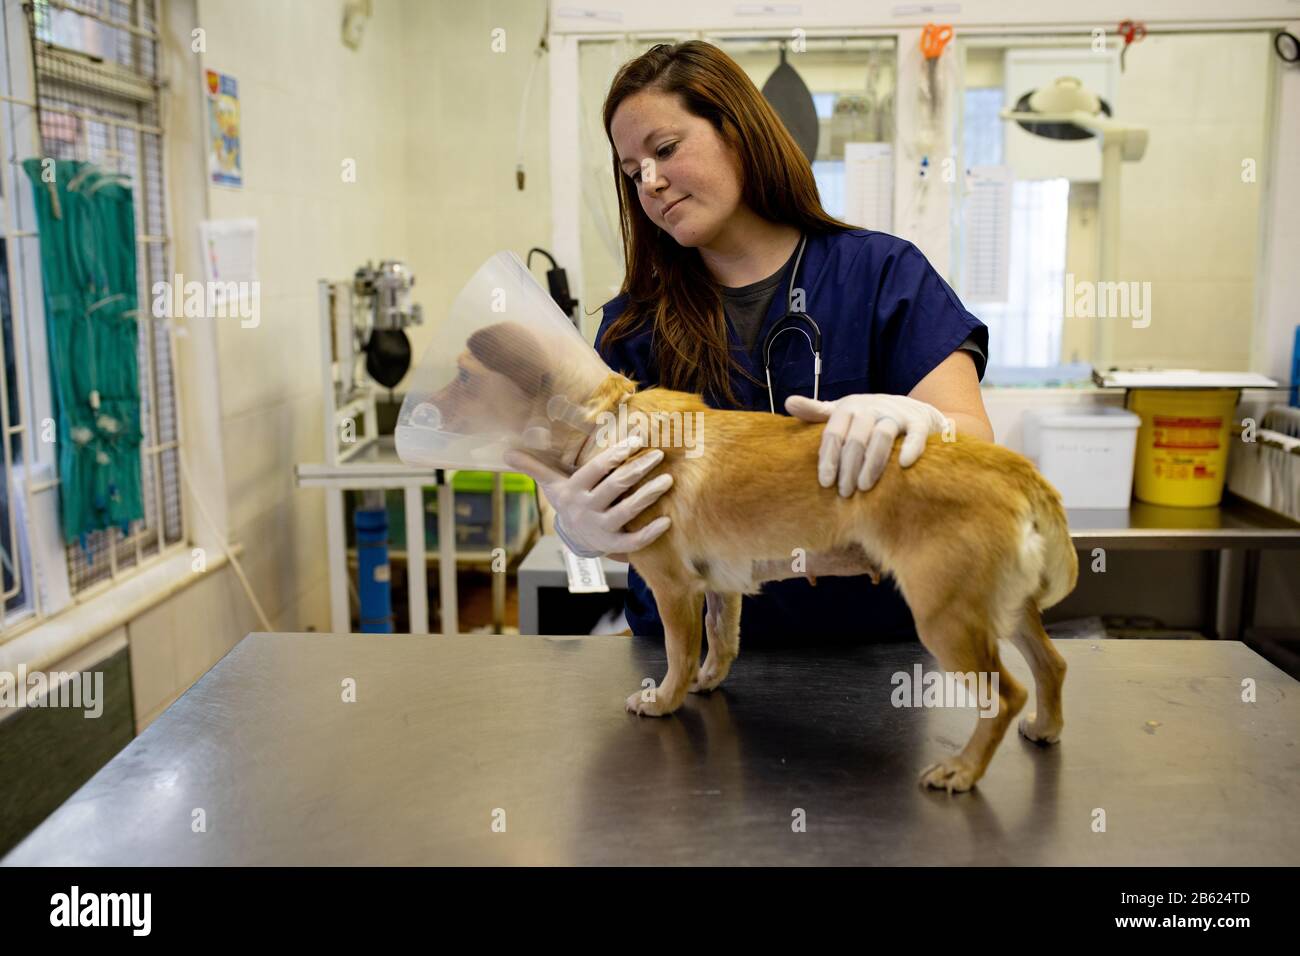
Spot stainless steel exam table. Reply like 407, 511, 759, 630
3, 633, 1297, 866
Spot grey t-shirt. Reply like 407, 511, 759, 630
720, 244, 986, 372
721, 242, 802, 355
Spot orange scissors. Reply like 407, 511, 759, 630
920, 23, 953, 59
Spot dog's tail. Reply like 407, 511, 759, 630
1025, 481, 1077, 611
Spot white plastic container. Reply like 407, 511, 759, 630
1022, 405, 1141, 509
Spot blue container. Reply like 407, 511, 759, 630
1291, 325, 1299, 408
355, 507, 393, 633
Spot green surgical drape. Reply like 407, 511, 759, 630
22, 158, 144, 545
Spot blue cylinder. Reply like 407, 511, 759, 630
355, 507, 393, 633
1290, 325, 1298, 407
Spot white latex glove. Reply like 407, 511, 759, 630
503, 434, 673, 558
785, 393, 948, 497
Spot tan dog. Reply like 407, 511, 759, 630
432, 322, 1077, 793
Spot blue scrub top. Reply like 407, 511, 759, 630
595, 228, 989, 646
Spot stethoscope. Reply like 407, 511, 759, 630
760, 233, 822, 413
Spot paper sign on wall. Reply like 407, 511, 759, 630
843, 142, 893, 233
199, 218, 258, 286
962, 165, 1013, 303
197, 219, 258, 323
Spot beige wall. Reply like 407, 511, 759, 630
399, 0, 553, 378
1107, 31, 1269, 370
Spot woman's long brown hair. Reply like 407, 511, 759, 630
600, 40, 855, 406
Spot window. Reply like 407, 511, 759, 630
954, 32, 1272, 373
0, 0, 184, 637
711, 36, 897, 223
960, 83, 1070, 368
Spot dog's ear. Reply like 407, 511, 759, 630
466, 321, 549, 397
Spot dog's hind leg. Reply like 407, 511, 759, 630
1009, 600, 1067, 744
691, 591, 741, 693
914, 610, 1028, 794
626, 581, 704, 717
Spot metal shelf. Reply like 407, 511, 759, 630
1067, 493, 1300, 551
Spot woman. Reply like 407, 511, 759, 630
517, 40, 992, 645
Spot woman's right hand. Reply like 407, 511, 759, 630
503, 434, 673, 559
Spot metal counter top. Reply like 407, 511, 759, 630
4, 634, 1297, 866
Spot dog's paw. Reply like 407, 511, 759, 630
625, 688, 669, 717
919, 757, 980, 794
688, 658, 730, 693
1018, 713, 1062, 745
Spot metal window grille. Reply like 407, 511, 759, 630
0, 0, 184, 638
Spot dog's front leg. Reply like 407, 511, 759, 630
691, 591, 741, 693
626, 587, 703, 717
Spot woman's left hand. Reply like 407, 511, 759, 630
785, 393, 948, 496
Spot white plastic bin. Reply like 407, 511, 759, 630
1022, 405, 1141, 509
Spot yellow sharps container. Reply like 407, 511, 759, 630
1126, 388, 1238, 507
